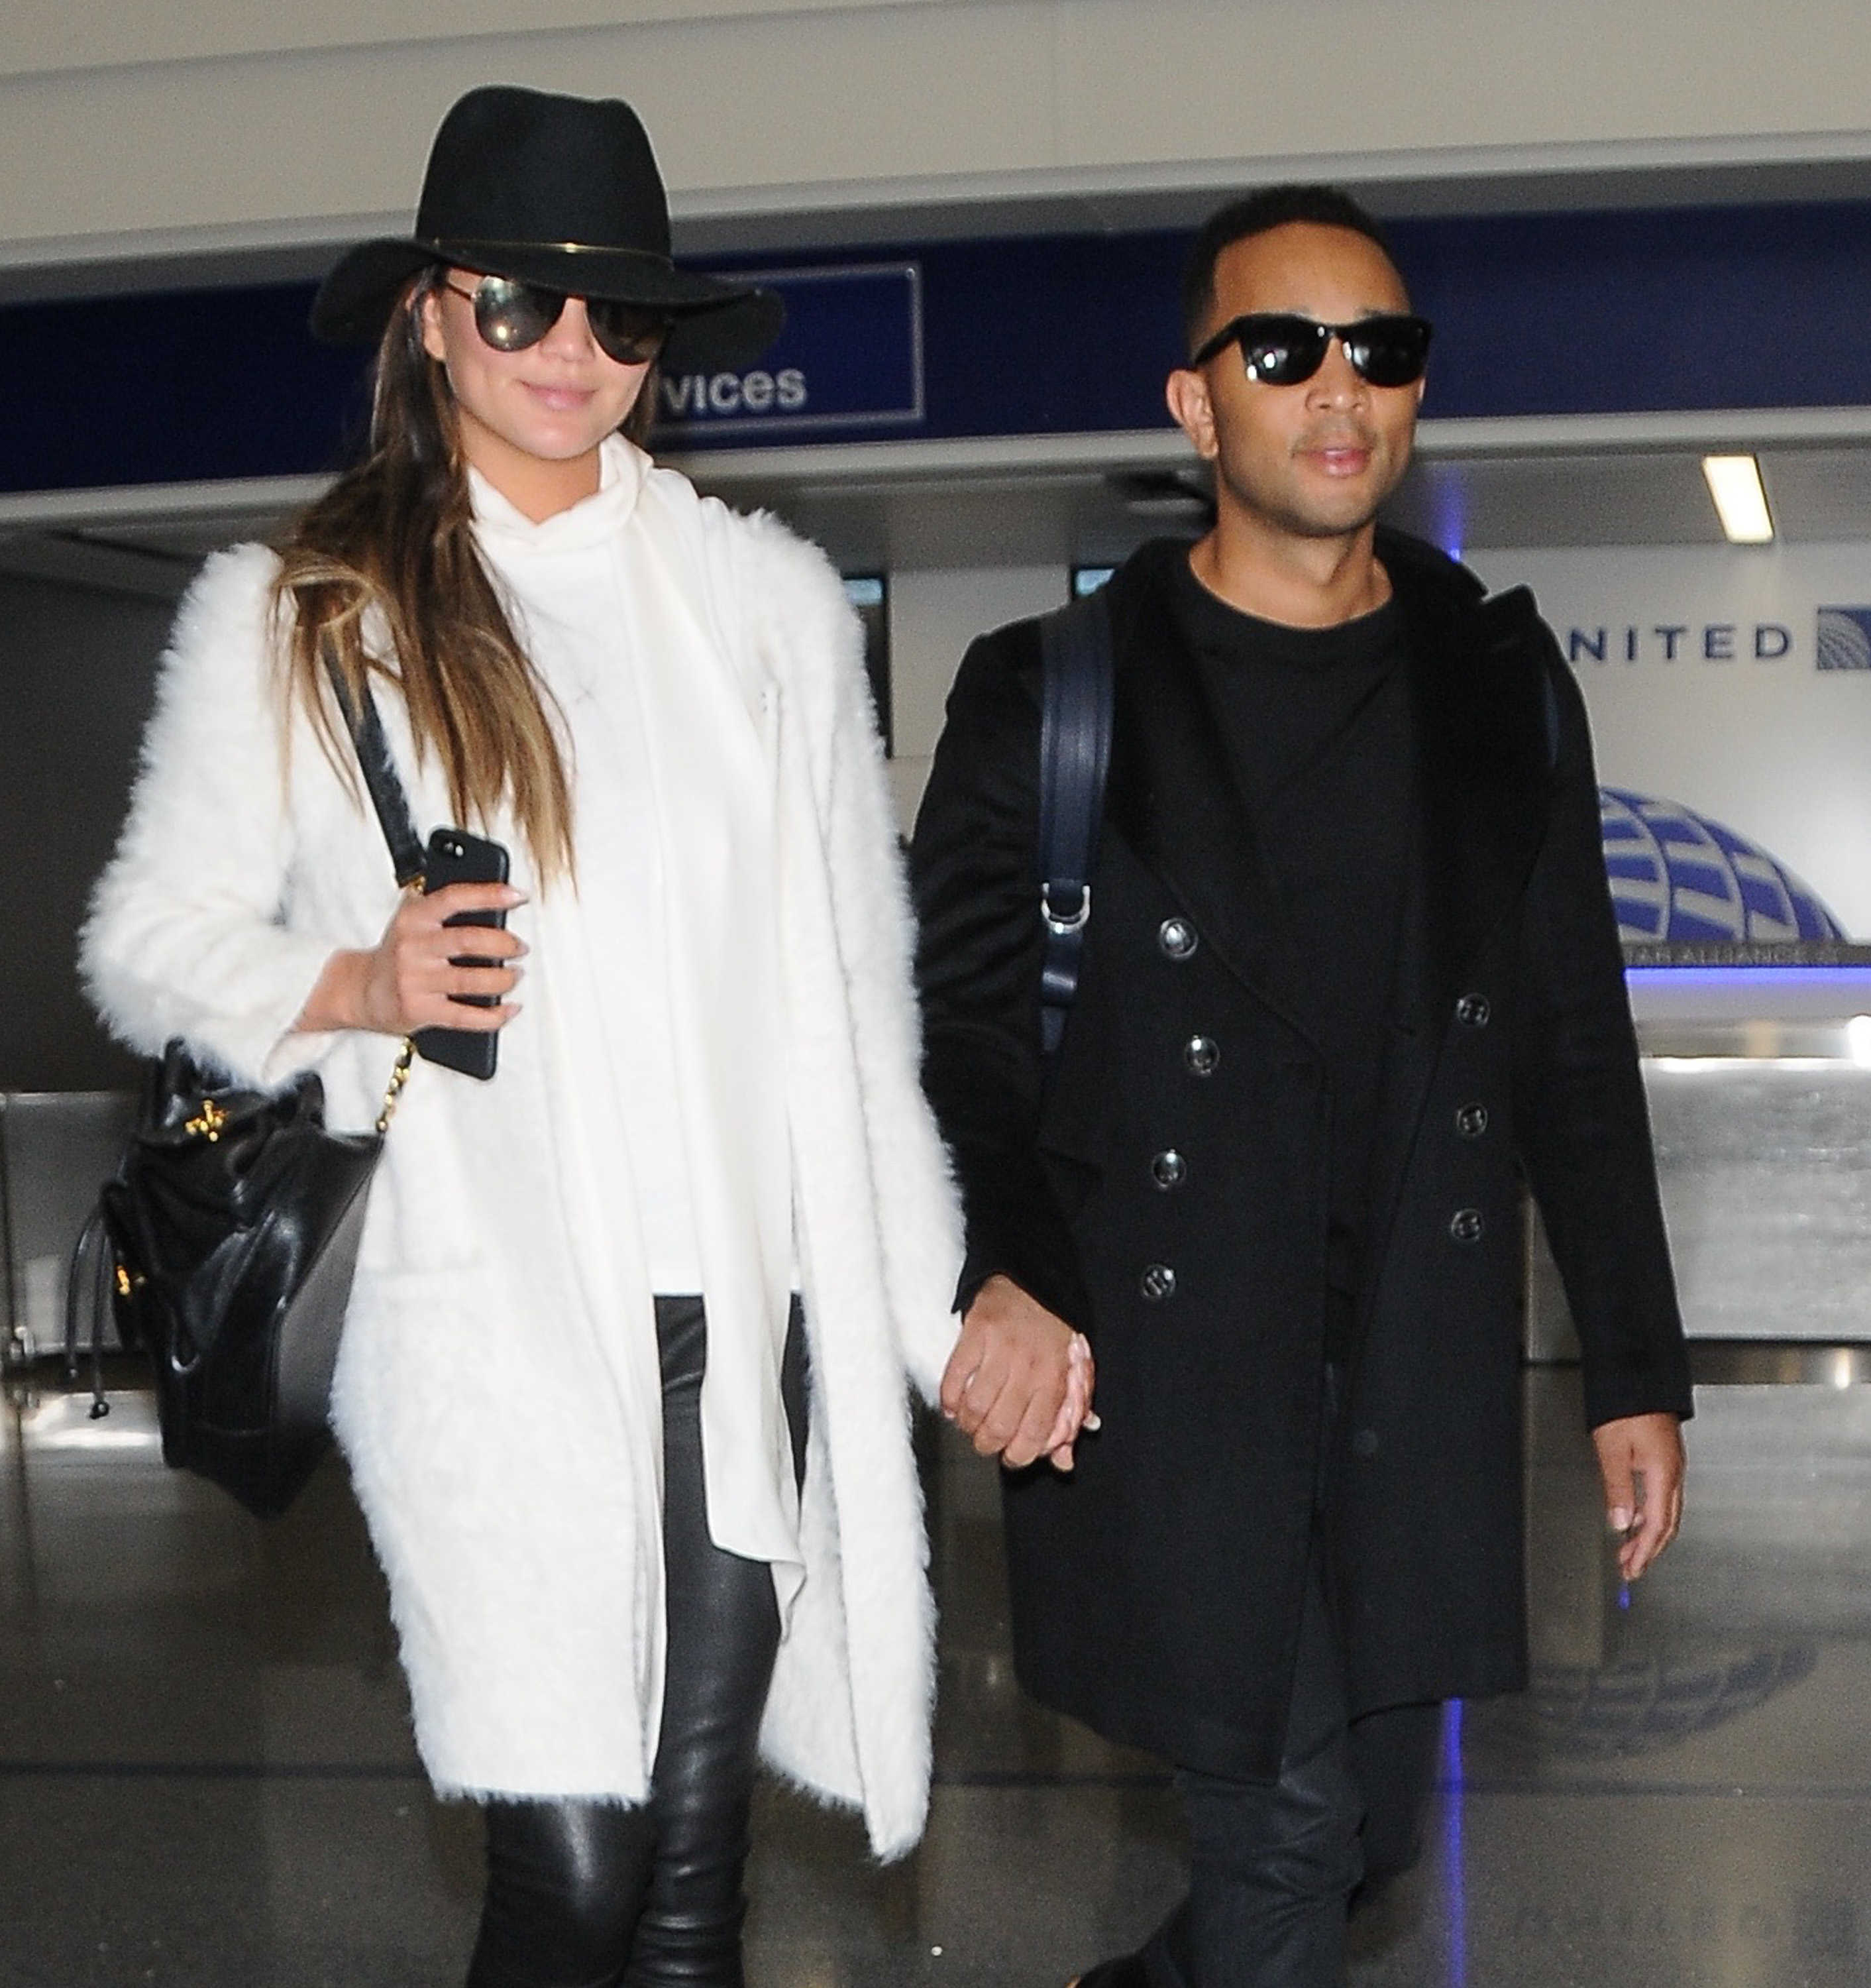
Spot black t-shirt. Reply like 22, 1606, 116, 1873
1165, 549, 1415, 1317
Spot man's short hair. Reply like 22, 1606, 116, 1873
1181, 186, 1398, 356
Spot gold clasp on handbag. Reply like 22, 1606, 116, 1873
184, 1098, 229, 1142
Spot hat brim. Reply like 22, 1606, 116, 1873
310, 235, 784, 372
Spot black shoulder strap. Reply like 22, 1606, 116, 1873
323, 655, 427, 889
1037, 586, 1116, 1056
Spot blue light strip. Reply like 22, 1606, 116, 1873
1625, 966, 1871, 988
1442, 1700, 1468, 1987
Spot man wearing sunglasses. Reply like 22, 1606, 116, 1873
910, 186, 1690, 1988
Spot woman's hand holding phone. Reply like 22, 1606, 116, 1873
297, 880, 528, 1039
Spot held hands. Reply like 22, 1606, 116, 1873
940, 1273, 1100, 1472
296, 883, 528, 1037
1591, 1410, 1685, 1580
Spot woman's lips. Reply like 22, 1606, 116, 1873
523, 382, 596, 413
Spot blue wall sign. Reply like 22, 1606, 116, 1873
5, 200, 1871, 492
653, 262, 922, 439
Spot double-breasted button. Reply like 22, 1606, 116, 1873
1449, 1207, 1485, 1245
1351, 1428, 1380, 1460
1140, 1263, 1178, 1302
1455, 1101, 1489, 1140
1151, 1150, 1188, 1190
1158, 917, 1199, 961
1184, 1035, 1221, 1077
1455, 992, 1492, 1029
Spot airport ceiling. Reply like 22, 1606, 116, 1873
9, 147, 1871, 304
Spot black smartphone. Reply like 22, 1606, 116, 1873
413, 827, 510, 1081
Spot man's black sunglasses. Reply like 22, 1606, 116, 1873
1190, 312, 1433, 388
443, 274, 672, 366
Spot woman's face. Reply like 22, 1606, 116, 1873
421, 271, 652, 516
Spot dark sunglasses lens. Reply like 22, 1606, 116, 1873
471, 278, 561, 352
586, 300, 672, 366
1345, 317, 1431, 387
1240, 317, 1330, 384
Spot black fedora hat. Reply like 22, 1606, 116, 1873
311, 85, 783, 372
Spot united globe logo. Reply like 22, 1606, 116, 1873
1600, 788, 1845, 944
1816, 607, 1871, 672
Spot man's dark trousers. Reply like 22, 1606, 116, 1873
1142, 1576, 1441, 1988
1132, 1353, 1444, 1987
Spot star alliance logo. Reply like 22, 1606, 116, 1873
1815, 607, 1871, 671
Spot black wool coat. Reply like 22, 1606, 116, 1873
908, 531, 1693, 1782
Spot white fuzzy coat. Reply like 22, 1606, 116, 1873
82, 476, 965, 1859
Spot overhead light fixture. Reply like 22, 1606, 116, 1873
1701, 455, 1774, 543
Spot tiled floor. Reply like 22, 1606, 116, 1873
3, 1364, 1868, 1987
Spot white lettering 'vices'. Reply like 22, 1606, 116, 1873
659, 368, 810, 423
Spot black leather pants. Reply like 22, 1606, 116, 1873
466, 1296, 806, 1988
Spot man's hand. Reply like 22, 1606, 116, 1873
940, 1274, 1098, 1471
1591, 1411, 1685, 1580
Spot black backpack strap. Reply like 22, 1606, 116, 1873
1037, 587, 1116, 1056
322, 653, 428, 889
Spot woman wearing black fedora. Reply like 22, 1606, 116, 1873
84, 83, 1091, 1988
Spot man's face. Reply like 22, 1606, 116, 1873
1173, 222, 1424, 545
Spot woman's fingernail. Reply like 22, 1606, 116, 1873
1609, 1507, 1632, 1533
1084, 1413, 1102, 1432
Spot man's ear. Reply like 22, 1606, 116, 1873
1166, 366, 1218, 461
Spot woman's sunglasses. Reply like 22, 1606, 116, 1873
1190, 312, 1433, 388
443, 274, 672, 366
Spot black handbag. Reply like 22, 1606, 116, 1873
88, 667, 428, 1519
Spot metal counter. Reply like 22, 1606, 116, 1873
1, 1091, 133, 1368
1529, 966, 1871, 1358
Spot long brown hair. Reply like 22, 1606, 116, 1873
272, 270, 658, 882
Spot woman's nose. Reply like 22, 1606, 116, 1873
539, 296, 600, 357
